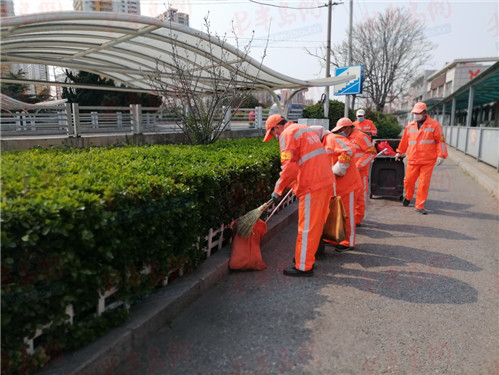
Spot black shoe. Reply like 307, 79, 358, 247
403, 198, 410, 207
283, 267, 314, 277
335, 245, 354, 252
416, 208, 428, 215
315, 241, 326, 258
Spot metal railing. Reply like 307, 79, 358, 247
443, 125, 499, 170
0, 104, 279, 138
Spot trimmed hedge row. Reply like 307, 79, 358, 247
1, 138, 281, 374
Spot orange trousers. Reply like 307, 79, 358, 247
295, 185, 333, 272
355, 168, 369, 225
340, 190, 356, 247
404, 163, 435, 209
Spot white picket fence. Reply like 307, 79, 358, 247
23, 191, 297, 355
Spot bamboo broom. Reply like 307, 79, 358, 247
236, 189, 293, 239
236, 199, 274, 239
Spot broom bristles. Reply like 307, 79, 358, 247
236, 200, 273, 238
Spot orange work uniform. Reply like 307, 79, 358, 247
396, 116, 448, 209
323, 133, 362, 247
348, 128, 377, 225
273, 122, 335, 272
354, 118, 377, 138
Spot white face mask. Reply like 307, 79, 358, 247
414, 114, 424, 121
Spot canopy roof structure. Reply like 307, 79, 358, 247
0, 12, 354, 97
436, 61, 499, 111
0, 93, 67, 111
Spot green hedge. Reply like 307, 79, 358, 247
1, 138, 281, 374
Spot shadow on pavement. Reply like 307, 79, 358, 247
317, 245, 479, 304
358, 220, 476, 240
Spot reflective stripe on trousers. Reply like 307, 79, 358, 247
295, 185, 332, 271
340, 190, 356, 247
355, 171, 368, 225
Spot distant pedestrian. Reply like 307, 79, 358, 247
263, 115, 335, 277
322, 118, 362, 251
395, 102, 448, 214
353, 109, 377, 140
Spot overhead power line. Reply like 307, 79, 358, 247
248, 0, 329, 10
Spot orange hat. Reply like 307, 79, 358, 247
331, 117, 354, 133
411, 102, 427, 113
263, 114, 286, 142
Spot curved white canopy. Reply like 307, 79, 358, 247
1, 12, 354, 95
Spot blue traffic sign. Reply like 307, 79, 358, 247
334, 65, 364, 95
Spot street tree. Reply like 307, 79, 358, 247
307, 7, 435, 112
144, 16, 268, 145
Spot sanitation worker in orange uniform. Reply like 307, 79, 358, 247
396, 102, 448, 214
263, 115, 335, 277
353, 109, 377, 140
322, 118, 363, 251
347, 126, 377, 225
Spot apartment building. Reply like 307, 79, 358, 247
157, 8, 190, 26
73, 0, 140, 14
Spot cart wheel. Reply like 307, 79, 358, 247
370, 193, 373, 199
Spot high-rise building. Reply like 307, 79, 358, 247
14, 63, 50, 96
73, 0, 140, 14
157, 8, 189, 26
0, 0, 15, 76
0, 0, 14, 16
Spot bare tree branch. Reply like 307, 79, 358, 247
143, 15, 269, 144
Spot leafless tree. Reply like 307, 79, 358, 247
306, 7, 435, 112
145, 15, 269, 144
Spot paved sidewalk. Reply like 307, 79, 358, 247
42, 147, 498, 375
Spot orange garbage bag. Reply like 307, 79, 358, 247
229, 219, 267, 271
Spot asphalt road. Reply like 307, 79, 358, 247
114, 158, 499, 375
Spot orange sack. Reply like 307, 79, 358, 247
229, 219, 267, 271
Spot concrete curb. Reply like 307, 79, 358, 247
42, 202, 298, 375
447, 148, 498, 200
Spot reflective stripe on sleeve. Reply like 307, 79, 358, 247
420, 140, 435, 144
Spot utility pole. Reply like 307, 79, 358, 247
344, 0, 353, 117
324, 0, 333, 119
324, 1, 343, 120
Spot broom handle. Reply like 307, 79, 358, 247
265, 189, 294, 223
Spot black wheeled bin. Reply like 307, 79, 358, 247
369, 139, 405, 200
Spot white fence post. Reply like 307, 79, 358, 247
71, 103, 80, 137
256, 106, 263, 129
131, 104, 142, 134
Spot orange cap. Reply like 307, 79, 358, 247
411, 102, 427, 113
263, 114, 286, 142
331, 117, 354, 133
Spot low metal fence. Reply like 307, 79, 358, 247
443, 125, 499, 170
0, 104, 271, 138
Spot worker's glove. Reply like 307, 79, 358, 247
271, 192, 282, 203
332, 162, 348, 177
436, 157, 445, 166
395, 153, 404, 161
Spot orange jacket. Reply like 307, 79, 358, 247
354, 119, 377, 136
348, 128, 377, 173
323, 133, 362, 196
274, 122, 335, 198
396, 116, 448, 165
